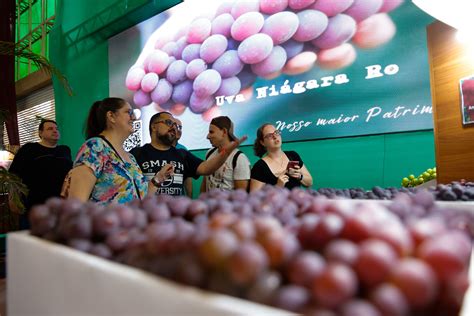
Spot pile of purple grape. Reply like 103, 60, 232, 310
30, 185, 472, 315
311, 181, 474, 202
126, 0, 404, 117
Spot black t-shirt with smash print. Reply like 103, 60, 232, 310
251, 151, 303, 190
130, 144, 202, 196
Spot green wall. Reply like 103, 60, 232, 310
189, 130, 435, 198
50, 0, 436, 198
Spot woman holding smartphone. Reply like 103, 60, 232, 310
249, 123, 313, 192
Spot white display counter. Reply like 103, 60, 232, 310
7, 232, 290, 316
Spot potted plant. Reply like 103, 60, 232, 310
0, 166, 28, 233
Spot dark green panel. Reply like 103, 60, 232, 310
51, 0, 182, 154
383, 130, 435, 187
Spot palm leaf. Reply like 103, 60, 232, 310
0, 167, 28, 214
0, 40, 73, 96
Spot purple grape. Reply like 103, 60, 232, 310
261, 11, 299, 45
212, 50, 244, 78
215, 76, 241, 96
193, 69, 222, 97
174, 36, 187, 59
281, 39, 305, 58
215, 0, 234, 15
185, 58, 207, 80
106, 229, 131, 252
187, 18, 211, 44
370, 283, 410, 316
166, 59, 188, 84
272, 285, 311, 312
231, 12, 265, 41
247, 271, 282, 304
161, 41, 177, 57
344, 0, 384, 22
68, 239, 92, 253
132, 89, 151, 107
340, 299, 381, 316
293, 10, 328, 42
146, 203, 171, 222
312, 14, 357, 49
62, 213, 92, 239
167, 196, 192, 217
289, 0, 316, 10
125, 67, 145, 91
150, 78, 173, 104
140, 72, 160, 93
200, 34, 228, 63
230, 0, 260, 19
260, 0, 288, 14
89, 243, 113, 259
185, 199, 207, 218
237, 33, 274, 64
211, 13, 235, 38
92, 210, 121, 237
228, 241, 269, 285
287, 251, 326, 287
379, 0, 404, 13
146, 50, 170, 74
311, 0, 354, 17
171, 79, 193, 104
251, 45, 287, 77
181, 43, 201, 63
189, 93, 214, 114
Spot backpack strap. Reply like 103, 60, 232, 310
232, 150, 242, 170
205, 147, 218, 160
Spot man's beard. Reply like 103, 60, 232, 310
157, 132, 175, 146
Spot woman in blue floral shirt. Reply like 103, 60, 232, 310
62, 97, 173, 204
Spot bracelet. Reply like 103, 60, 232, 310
151, 177, 161, 187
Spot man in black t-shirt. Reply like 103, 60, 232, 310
131, 112, 245, 196
9, 120, 72, 229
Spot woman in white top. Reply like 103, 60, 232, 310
201, 116, 251, 192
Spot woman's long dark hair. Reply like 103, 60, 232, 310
85, 97, 126, 139
253, 123, 272, 157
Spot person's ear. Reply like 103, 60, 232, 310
106, 111, 116, 124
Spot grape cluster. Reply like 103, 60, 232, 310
311, 181, 474, 202
126, 0, 404, 118
401, 167, 437, 187
433, 181, 474, 201
29, 186, 472, 315
310, 186, 417, 200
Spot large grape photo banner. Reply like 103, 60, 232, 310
109, 0, 435, 150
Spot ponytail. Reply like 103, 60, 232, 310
85, 97, 126, 139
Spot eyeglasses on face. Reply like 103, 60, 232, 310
156, 119, 182, 131
126, 109, 135, 117
263, 129, 281, 140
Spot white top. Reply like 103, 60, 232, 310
205, 148, 251, 191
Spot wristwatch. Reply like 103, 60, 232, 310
151, 177, 161, 187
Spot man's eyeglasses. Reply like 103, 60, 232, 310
263, 129, 281, 140
156, 119, 182, 131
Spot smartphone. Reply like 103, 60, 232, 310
287, 161, 299, 170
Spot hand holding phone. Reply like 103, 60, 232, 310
287, 161, 299, 170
